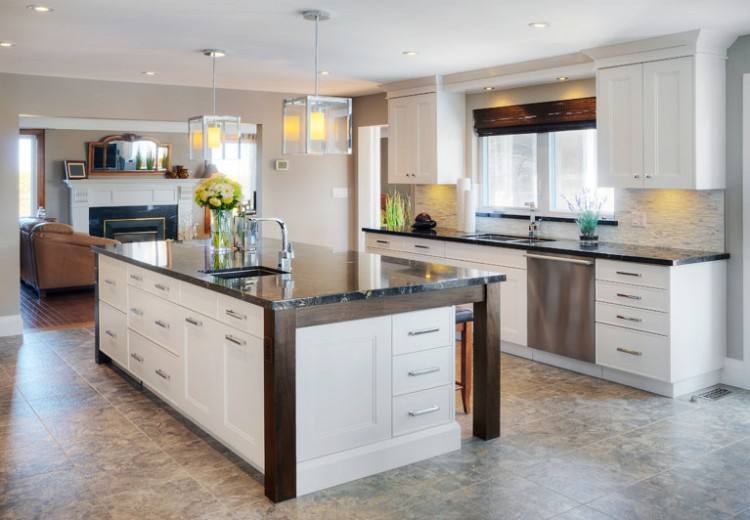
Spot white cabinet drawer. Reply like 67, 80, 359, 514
127, 265, 180, 303
393, 307, 453, 355
444, 242, 526, 269
217, 295, 264, 338
596, 323, 670, 381
98, 256, 127, 312
596, 280, 668, 312
127, 330, 149, 380
128, 286, 183, 356
393, 385, 452, 437
366, 233, 399, 250
142, 336, 182, 406
596, 302, 669, 336
395, 237, 446, 257
98, 301, 128, 367
180, 282, 219, 319
596, 260, 669, 289
393, 346, 452, 396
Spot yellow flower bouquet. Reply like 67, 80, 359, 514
194, 174, 243, 252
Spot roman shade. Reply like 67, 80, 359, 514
473, 97, 596, 136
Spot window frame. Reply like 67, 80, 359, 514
19, 129, 45, 213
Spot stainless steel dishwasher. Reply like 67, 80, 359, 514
526, 252, 595, 363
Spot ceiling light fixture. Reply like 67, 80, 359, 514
0, 41, 14, 48
556, 76, 569, 81
188, 49, 242, 165
319, 70, 330, 76
142, 71, 157, 76
528, 22, 549, 28
27, 5, 53, 12
282, 10, 352, 155
483, 87, 495, 91
402, 50, 418, 56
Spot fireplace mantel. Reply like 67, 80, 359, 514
64, 177, 201, 237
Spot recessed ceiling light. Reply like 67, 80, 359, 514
202, 49, 226, 58
528, 22, 549, 28
557, 76, 569, 81
0, 41, 14, 48
142, 71, 157, 76
27, 5, 53, 12
319, 70, 330, 76
402, 50, 418, 56
483, 87, 495, 91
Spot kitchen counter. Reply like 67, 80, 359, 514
362, 227, 729, 266
95, 239, 505, 310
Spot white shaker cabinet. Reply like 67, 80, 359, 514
387, 90, 464, 185
597, 55, 725, 190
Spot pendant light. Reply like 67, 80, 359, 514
282, 10, 352, 155
189, 49, 242, 163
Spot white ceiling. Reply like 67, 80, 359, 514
1, 0, 749, 96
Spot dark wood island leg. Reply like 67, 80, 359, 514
472, 282, 501, 439
263, 308, 298, 502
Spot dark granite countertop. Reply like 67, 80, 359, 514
362, 227, 729, 266
95, 239, 505, 310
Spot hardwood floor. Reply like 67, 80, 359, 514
20, 284, 95, 331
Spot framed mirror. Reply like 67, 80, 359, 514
87, 134, 172, 176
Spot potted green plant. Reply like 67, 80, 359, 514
146, 151, 155, 170
382, 191, 411, 231
135, 149, 143, 170
565, 190, 607, 246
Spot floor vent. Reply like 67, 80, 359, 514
690, 387, 732, 402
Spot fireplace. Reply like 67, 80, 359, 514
89, 205, 178, 243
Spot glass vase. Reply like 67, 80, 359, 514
209, 209, 234, 252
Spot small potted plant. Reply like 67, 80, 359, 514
382, 191, 411, 231
565, 190, 607, 246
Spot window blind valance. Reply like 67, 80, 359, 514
473, 97, 596, 136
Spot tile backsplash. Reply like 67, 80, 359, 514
413, 185, 725, 251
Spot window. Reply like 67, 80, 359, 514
210, 132, 258, 208
480, 129, 614, 216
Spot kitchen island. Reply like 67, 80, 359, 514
94, 239, 505, 502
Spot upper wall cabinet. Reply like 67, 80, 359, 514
387, 89, 465, 185
592, 30, 732, 190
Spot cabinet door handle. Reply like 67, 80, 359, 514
130, 307, 144, 316
225, 334, 247, 346
376, 240, 389, 245
616, 314, 643, 323
633, 174, 641, 179
617, 347, 643, 357
154, 283, 170, 292
154, 320, 170, 330
130, 352, 144, 363
129, 274, 143, 282
104, 330, 116, 338
615, 271, 642, 278
225, 309, 247, 321
155, 368, 171, 381
408, 366, 440, 377
413, 245, 430, 250
408, 327, 440, 337
408, 405, 440, 417
616, 293, 642, 301
645, 174, 653, 179
103, 279, 116, 286
185, 317, 203, 327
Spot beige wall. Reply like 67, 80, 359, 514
1, 72, 354, 321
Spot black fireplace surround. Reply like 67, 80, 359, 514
89, 205, 178, 243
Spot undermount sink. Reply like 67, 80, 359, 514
466, 233, 555, 243
202, 266, 287, 279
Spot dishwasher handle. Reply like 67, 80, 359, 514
524, 253, 593, 266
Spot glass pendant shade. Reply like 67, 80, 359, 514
188, 115, 242, 161
282, 95, 351, 155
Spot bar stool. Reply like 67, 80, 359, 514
455, 307, 474, 414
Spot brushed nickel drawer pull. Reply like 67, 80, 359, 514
408, 327, 440, 337
617, 347, 643, 357
414, 244, 430, 250
616, 293, 642, 301
185, 317, 203, 327
615, 271, 642, 278
408, 405, 440, 417
129, 274, 143, 282
130, 352, 144, 363
225, 334, 247, 346
104, 330, 116, 338
154, 283, 169, 292
225, 309, 247, 321
408, 367, 440, 377
154, 320, 170, 330
155, 368, 171, 381
376, 240, 389, 245
130, 307, 143, 316
616, 314, 643, 323
103, 279, 116, 286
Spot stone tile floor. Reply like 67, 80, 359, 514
1, 329, 750, 519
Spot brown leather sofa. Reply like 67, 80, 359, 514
20, 218, 118, 298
